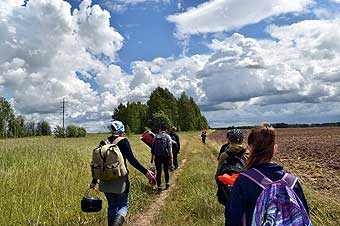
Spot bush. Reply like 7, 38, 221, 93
53, 125, 65, 138
54, 125, 86, 138
151, 111, 171, 133
78, 127, 86, 137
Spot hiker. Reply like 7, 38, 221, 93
201, 130, 207, 144
225, 124, 311, 226
169, 126, 180, 170
151, 122, 173, 192
90, 120, 156, 226
215, 129, 247, 206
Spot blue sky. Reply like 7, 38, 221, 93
1, 0, 340, 132
66, 0, 222, 73
63, 0, 326, 72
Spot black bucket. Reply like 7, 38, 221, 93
81, 189, 102, 213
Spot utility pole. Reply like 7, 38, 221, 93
59, 97, 66, 137
62, 97, 65, 132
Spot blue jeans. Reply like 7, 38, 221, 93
104, 192, 129, 226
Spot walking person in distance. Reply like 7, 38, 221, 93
169, 126, 180, 170
151, 122, 173, 193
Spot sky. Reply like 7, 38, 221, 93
1, 0, 340, 132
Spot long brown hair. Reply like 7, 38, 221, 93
245, 124, 275, 170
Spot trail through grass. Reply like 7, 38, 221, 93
152, 132, 225, 226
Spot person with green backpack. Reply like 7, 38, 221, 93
90, 120, 156, 226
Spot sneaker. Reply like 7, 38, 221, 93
165, 183, 170, 190
157, 187, 162, 193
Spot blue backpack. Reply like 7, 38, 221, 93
241, 168, 312, 226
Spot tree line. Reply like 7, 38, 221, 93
113, 87, 208, 133
0, 97, 86, 138
0, 97, 52, 138
219, 122, 340, 130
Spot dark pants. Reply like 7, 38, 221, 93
155, 156, 169, 188
173, 151, 179, 169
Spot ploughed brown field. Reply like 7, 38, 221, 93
209, 127, 340, 192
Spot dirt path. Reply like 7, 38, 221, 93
127, 158, 187, 226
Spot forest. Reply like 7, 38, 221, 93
113, 87, 208, 133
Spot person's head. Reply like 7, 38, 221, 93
108, 120, 125, 135
160, 122, 168, 131
170, 126, 177, 132
245, 123, 277, 169
226, 129, 243, 144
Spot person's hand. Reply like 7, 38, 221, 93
146, 169, 156, 181
89, 183, 96, 189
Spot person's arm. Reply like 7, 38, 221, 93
167, 135, 173, 163
217, 143, 228, 160
293, 181, 310, 215
217, 152, 228, 170
226, 178, 246, 226
119, 139, 148, 175
176, 134, 180, 151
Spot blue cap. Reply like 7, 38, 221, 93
108, 120, 125, 133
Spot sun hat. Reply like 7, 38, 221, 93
108, 120, 125, 134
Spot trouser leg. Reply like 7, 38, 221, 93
155, 157, 162, 188
163, 158, 169, 184
104, 192, 129, 226
173, 152, 178, 168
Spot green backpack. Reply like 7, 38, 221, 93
91, 137, 128, 181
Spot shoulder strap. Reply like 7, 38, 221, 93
112, 136, 126, 145
241, 168, 273, 189
242, 169, 298, 190
282, 173, 298, 189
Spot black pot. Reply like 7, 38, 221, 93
81, 189, 102, 213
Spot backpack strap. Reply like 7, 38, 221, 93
112, 136, 126, 145
241, 168, 273, 189
242, 169, 298, 190
282, 173, 298, 189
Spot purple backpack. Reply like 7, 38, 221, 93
241, 168, 312, 226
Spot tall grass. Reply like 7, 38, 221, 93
0, 134, 154, 226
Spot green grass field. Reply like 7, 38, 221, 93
1, 132, 339, 225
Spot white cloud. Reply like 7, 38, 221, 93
194, 19, 340, 126
102, 0, 169, 13
167, 0, 313, 39
0, 0, 124, 132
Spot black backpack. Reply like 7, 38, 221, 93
152, 133, 169, 158
216, 150, 245, 206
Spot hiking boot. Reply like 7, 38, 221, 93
157, 187, 162, 193
165, 183, 170, 190
112, 214, 125, 226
